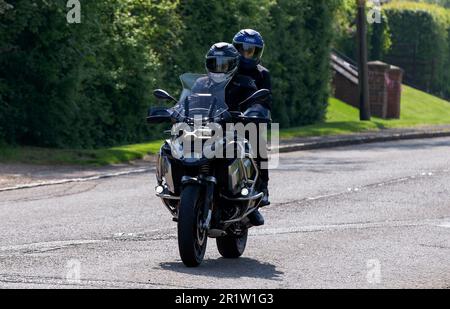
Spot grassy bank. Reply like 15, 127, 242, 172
280, 85, 450, 139
0, 140, 163, 166
1, 85, 449, 166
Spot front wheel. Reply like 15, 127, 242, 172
178, 184, 207, 267
216, 229, 248, 259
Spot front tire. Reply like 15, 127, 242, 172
178, 184, 207, 267
216, 229, 248, 258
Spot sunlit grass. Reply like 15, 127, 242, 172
0, 140, 163, 166
280, 85, 450, 139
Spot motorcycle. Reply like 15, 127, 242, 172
147, 73, 271, 267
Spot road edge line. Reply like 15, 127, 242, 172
0, 168, 153, 193
274, 130, 450, 153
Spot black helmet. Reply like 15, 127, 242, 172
205, 42, 240, 84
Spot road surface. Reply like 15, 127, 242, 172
0, 137, 449, 289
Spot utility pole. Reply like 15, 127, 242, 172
357, 0, 371, 121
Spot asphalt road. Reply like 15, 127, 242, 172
0, 137, 449, 289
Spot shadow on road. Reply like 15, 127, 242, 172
158, 257, 284, 281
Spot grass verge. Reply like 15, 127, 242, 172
0, 140, 163, 166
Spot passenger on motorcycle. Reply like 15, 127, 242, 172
233, 29, 272, 211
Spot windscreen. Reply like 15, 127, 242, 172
174, 75, 229, 120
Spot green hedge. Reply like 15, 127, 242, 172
0, 0, 181, 148
333, 0, 392, 62
399, 0, 450, 9
382, 2, 450, 99
0, 0, 338, 148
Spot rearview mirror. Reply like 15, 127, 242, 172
239, 89, 271, 105
153, 89, 177, 103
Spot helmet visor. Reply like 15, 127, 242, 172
233, 43, 264, 61
206, 56, 239, 73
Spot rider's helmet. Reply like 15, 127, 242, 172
232, 29, 264, 70
205, 42, 240, 84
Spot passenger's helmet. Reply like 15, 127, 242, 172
205, 42, 240, 84
232, 29, 265, 69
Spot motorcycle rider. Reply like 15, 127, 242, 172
193, 42, 257, 111
197, 42, 266, 226
233, 29, 272, 211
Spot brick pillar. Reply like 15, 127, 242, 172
386, 66, 404, 119
368, 61, 390, 118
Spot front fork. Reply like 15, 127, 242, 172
181, 175, 216, 230
202, 178, 215, 229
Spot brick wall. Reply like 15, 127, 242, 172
331, 57, 404, 119
332, 71, 359, 109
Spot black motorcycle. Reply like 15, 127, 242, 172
147, 74, 270, 267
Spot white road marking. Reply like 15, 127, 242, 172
251, 217, 450, 237
0, 240, 106, 253
437, 222, 450, 229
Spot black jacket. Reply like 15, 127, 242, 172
237, 64, 272, 110
225, 74, 258, 112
